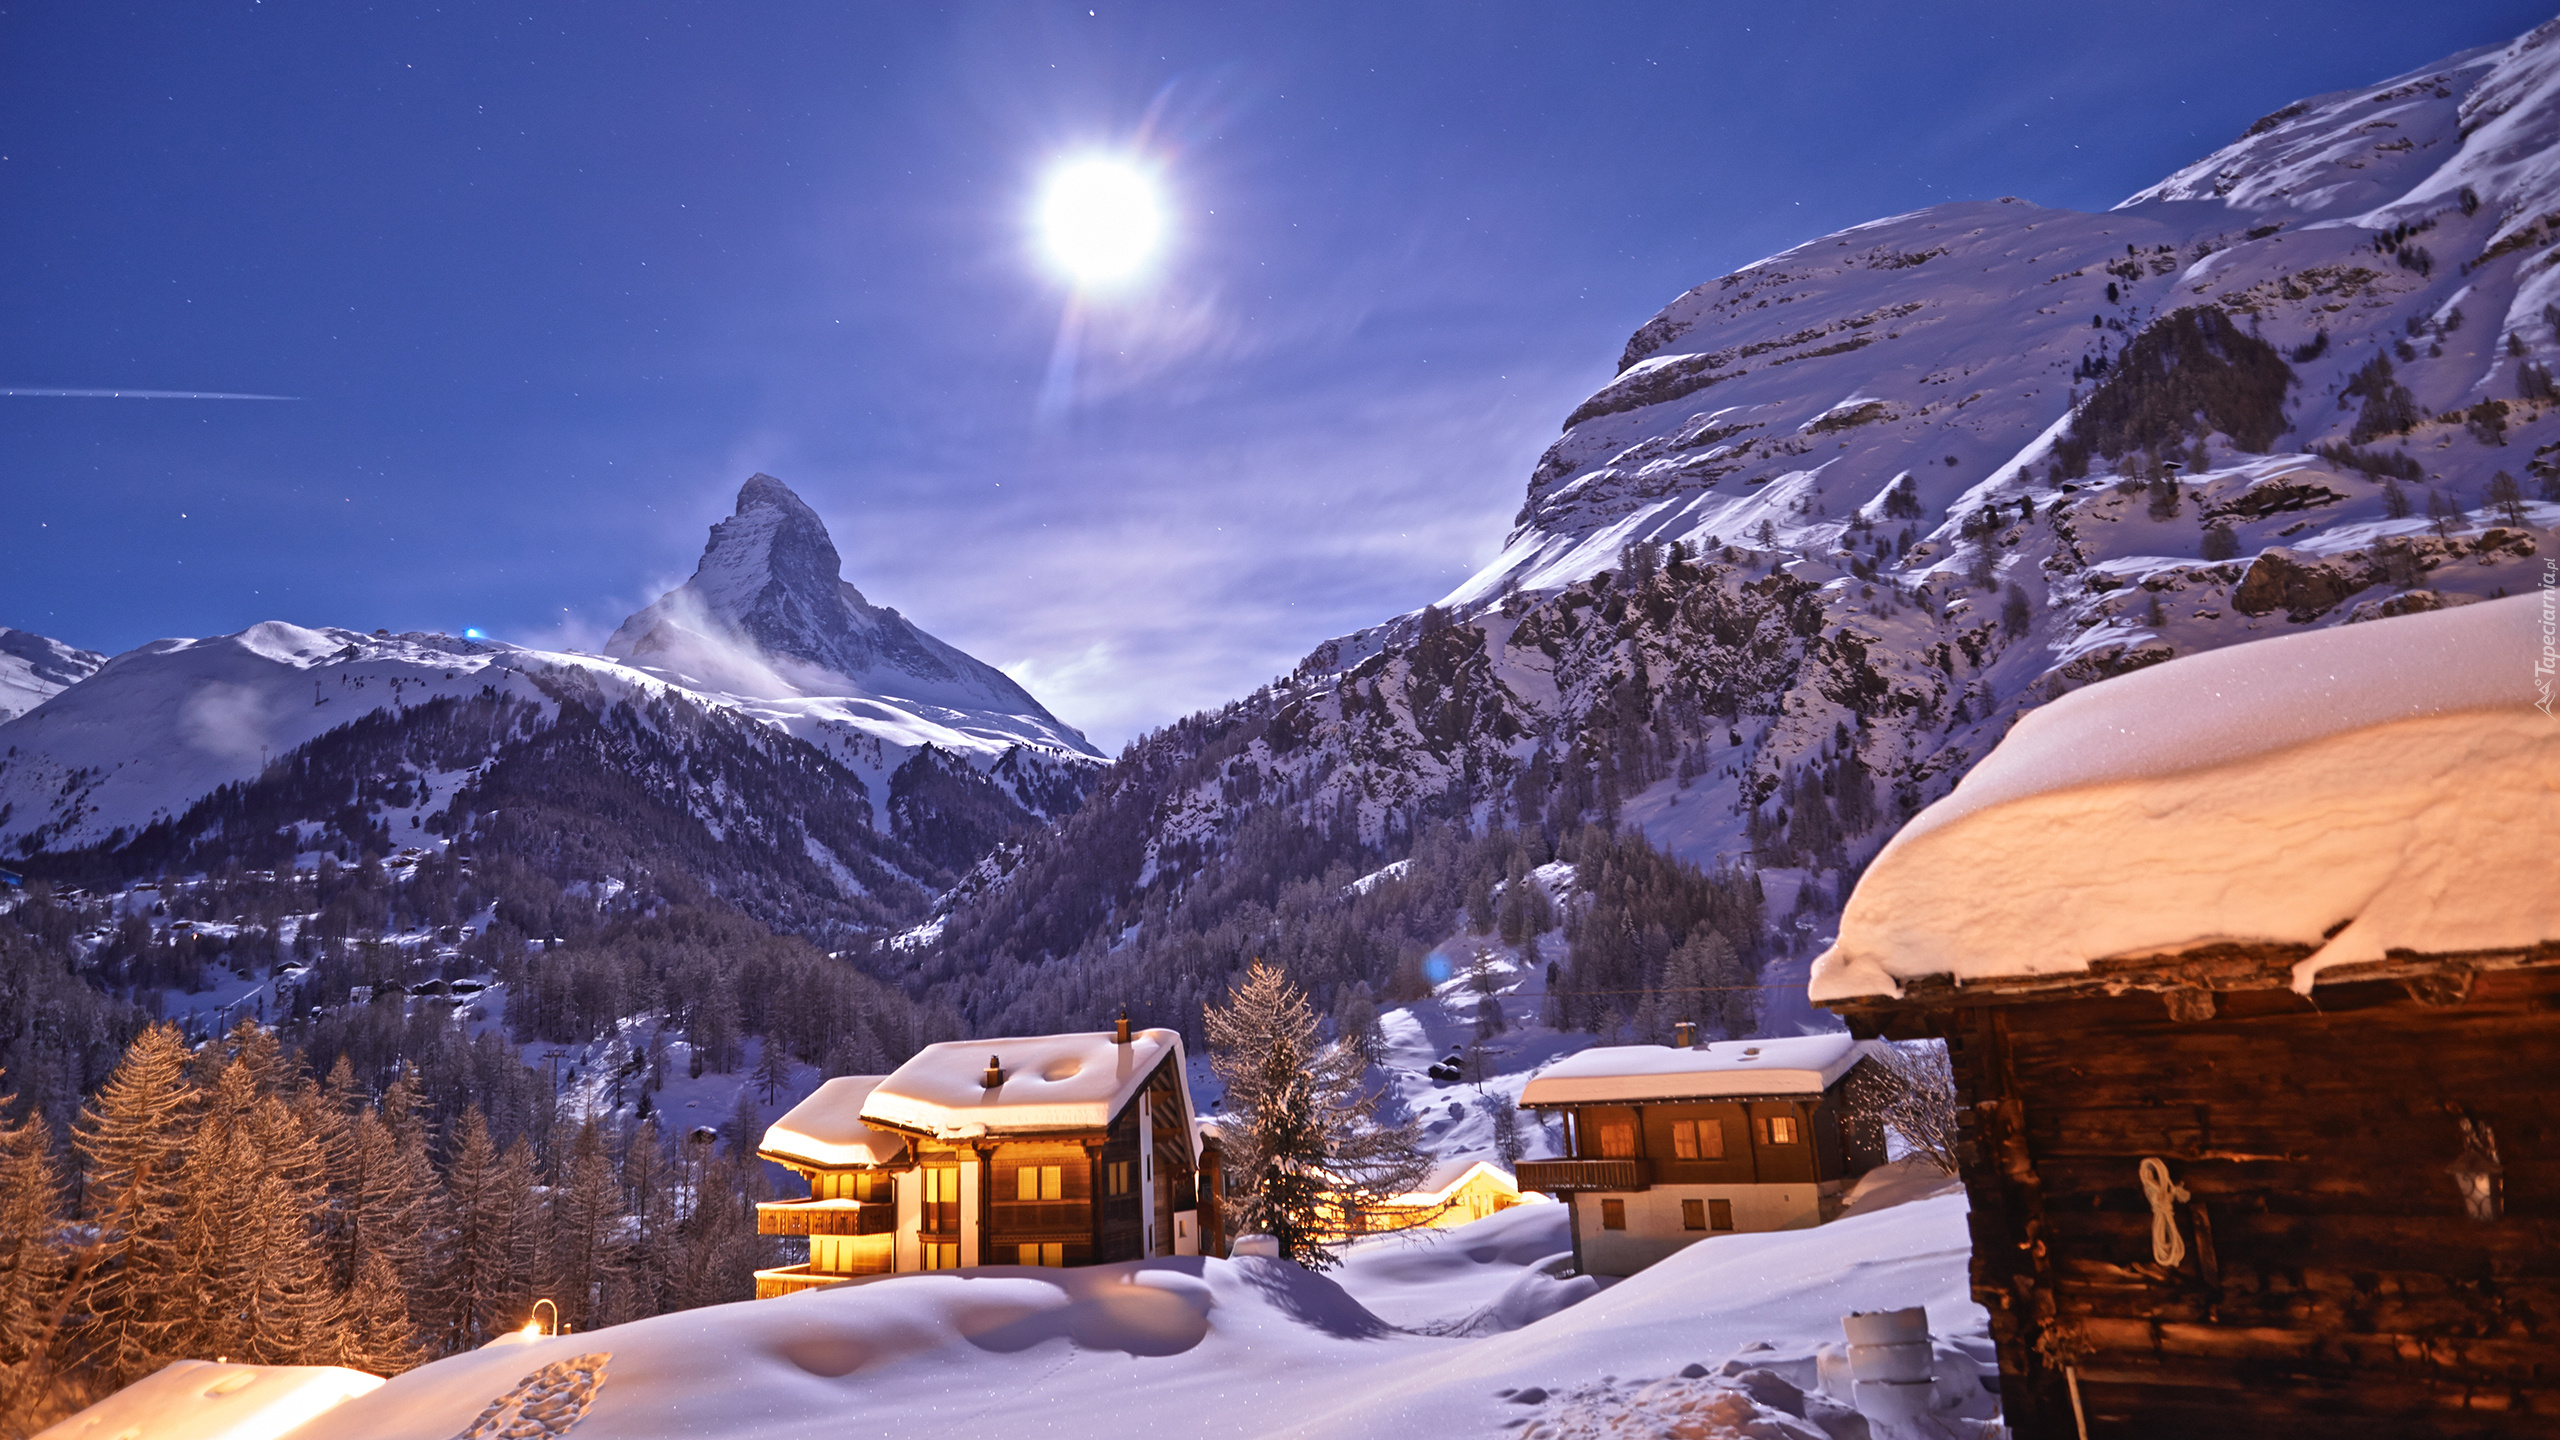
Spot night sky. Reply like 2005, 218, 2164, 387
3, 2, 2545, 748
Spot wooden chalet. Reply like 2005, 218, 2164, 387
753, 1075, 911, 1293
1808, 594, 2558, 1438
1364, 1159, 1531, 1233
1515, 1032, 1889, 1275
755, 1018, 1207, 1295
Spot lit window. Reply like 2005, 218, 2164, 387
1600, 1198, 1627, 1230
1763, 1115, 1801, 1146
1017, 1165, 1063, 1201
1107, 1160, 1133, 1196
1670, 1120, 1726, 1160
923, 1166, 961, 1234
922, 1242, 959, 1270
1016, 1242, 1064, 1267
1681, 1199, 1706, 1231
1709, 1198, 1734, 1231
1597, 1122, 1636, 1158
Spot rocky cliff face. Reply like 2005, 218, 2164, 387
928, 18, 2560, 981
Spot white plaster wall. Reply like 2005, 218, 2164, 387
1574, 1183, 1824, 1277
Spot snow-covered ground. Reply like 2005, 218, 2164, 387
265, 1161, 1978, 1440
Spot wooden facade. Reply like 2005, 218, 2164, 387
1515, 1037, 1888, 1276
1365, 1160, 1528, 1233
755, 1027, 1206, 1296
1827, 944, 2560, 1439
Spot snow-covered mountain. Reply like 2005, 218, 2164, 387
0, 477, 1097, 926
0, 627, 104, 722
607, 474, 1098, 760
924, 17, 2560, 991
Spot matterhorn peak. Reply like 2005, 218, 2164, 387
606, 474, 1097, 757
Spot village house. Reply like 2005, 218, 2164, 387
754, 1018, 1208, 1296
1809, 595, 2557, 1439
1515, 1030, 1889, 1276
1365, 1159, 1532, 1233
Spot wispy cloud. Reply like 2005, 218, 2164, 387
796, 358, 1589, 750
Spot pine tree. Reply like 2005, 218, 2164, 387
178, 1058, 341, 1367
545, 1120, 625, 1332
723, 1088, 763, 1161
615, 1121, 676, 1325
751, 1039, 793, 1107
1205, 961, 1428, 1268
491, 1136, 544, 1335
0, 1099, 68, 1422
337, 1249, 419, 1374
70, 1024, 198, 1385
432, 1107, 519, 1352
2487, 470, 2527, 526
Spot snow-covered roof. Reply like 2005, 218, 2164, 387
860, 1029, 1189, 1142
1518, 1035, 1881, 1105
759, 1076, 909, 1169
1399, 1158, 1524, 1203
1811, 594, 2560, 1001
32, 1359, 382, 1440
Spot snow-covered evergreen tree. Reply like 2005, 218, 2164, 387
1205, 961, 1427, 1269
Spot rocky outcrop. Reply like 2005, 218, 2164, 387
606, 474, 1098, 757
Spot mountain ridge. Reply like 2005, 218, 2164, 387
906, 14, 2560, 1032
0, 477, 1098, 932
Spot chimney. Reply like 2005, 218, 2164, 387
1114, 1011, 1133, 1045
1673, 1020, 1698, 1049
982, 1055, 1004, 1089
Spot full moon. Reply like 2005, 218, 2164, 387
1036, 157, 1164, 288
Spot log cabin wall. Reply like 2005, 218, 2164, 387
1837, 958, 2560, 1440
1096, 1099, 1145, 1260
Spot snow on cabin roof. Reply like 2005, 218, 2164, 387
1811, 594, 2560, 1002
859, 1028, 1189, 1142
1403, 1157, 1524, 1202
760, 1076, 908, 1170
1518, 1034, 1881, 1105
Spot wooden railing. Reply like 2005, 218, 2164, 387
1514, 1157, 1649, 1193
756, 1198, 896, 1237
753, 1265, 842, 1299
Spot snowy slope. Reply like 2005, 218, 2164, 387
0, 626, 105, 723
0, 624, 605, 854
0, 475, 1098, 871
275, 1182, 1981, 1440
1459, 17, 2560, 608
934, 17, 2560, 975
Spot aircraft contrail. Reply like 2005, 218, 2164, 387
1, 387, 300, 399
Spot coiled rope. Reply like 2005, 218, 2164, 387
2139, 1156, 2189, 1268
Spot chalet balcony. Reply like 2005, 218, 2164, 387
1514, 1157, 1649, 1193
753, 1264, 845, 1299
757, 1197, 897, 1237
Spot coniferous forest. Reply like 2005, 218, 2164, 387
0, 691, 1768, 1434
